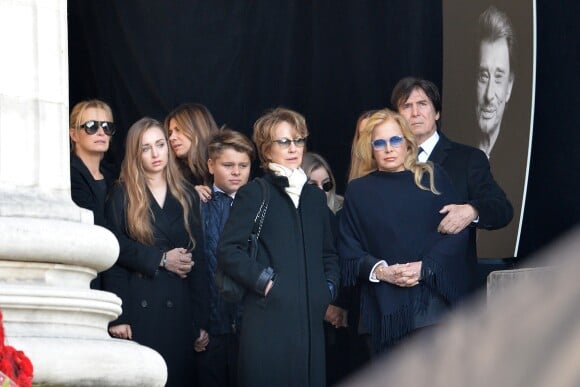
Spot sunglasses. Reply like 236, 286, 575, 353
371, 135, 404, 150
80, 120, 116, 136
272, 137, 307, 149
309, 181, 333, 192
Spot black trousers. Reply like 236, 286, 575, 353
325, 323, 370, 386
195, 333, 239, 387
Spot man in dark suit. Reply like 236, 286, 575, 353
391, 77, 513, 291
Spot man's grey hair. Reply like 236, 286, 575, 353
478, 5, 516, 75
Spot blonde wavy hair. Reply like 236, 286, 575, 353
164, 103, 219, 185
355, 108, 439, 194
348, 109, 378, 182
120, 117, 195, 246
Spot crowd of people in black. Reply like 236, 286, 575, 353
69, 77, 512, 387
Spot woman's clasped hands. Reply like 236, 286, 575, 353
375, 262, 421, 287
164, 247, 194, 278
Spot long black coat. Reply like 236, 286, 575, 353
70, 154, 115, 289
217, 174, 340, 387
104, 183, 209, 387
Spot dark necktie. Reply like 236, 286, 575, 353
418, 146, 425, 161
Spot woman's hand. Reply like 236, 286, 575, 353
391, 262, 422, 287
195, 185, 212, 202
194, 329, 209, 352
164, 247, 194, 278
374, 262, 421, 287
109, 324, 132, 340
324, 305, 348, 328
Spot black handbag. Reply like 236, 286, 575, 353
216, 178, 269, 303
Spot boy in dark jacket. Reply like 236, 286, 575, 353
194, 128, 255, 387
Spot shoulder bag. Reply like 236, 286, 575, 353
216, 178, 270, 303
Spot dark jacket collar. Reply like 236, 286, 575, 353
429, 131, 453, 165
70, 153, 115, 183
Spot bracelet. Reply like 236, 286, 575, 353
162, 252, 167, 268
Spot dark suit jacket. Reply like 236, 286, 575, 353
70, 154, 115, 289
429, 133, 513, 288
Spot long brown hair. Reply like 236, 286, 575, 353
164, 103, 218, 184
354, 109, 439, 194
120, 117, 195, 246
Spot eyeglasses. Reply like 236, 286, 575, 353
272, 137, 307, 149
80, 120, 116, 136
309, 181, 333, 192
371, 135, 404, 150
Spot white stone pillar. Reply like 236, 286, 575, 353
0, 1, 167, 385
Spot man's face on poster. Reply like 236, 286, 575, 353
476, 38, 514, 136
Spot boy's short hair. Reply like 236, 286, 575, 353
207, 128, 256, 161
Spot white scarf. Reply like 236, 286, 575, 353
268, 162, 307, 208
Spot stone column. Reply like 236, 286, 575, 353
0, 1, 167, 385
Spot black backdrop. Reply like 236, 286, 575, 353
68, 0, 579, 261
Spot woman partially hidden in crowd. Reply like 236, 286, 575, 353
104, 117, 209, 386
164, 102, 219, 201
69, 99, 116, 289
303, 152, 370, 385
217, 108, 340, 386
338, 108, 470, 354
348, 109, 378, 182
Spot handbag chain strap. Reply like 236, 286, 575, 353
253, 178, 270, 240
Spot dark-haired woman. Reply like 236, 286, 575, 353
165, 103, 219, 202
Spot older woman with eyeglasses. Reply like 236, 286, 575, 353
338, 108, 470, 355
217, 107, 339, 386
69, 99, 117, 289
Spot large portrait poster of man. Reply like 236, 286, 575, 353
443, 1, 535, 258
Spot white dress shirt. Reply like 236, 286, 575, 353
417, 131, 440, 163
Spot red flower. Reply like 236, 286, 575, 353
0, 310, 34, 387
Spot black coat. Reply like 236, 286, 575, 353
430, 133, 513, 287
70, 154, 115, 289
217, 174, 340, 387
104, 183, 209, 387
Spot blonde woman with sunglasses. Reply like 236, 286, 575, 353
339, 108, 470, 355
69, 99, 117, 289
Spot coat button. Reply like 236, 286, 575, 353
166, 300, 174, 308
140, 300, 148, 308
